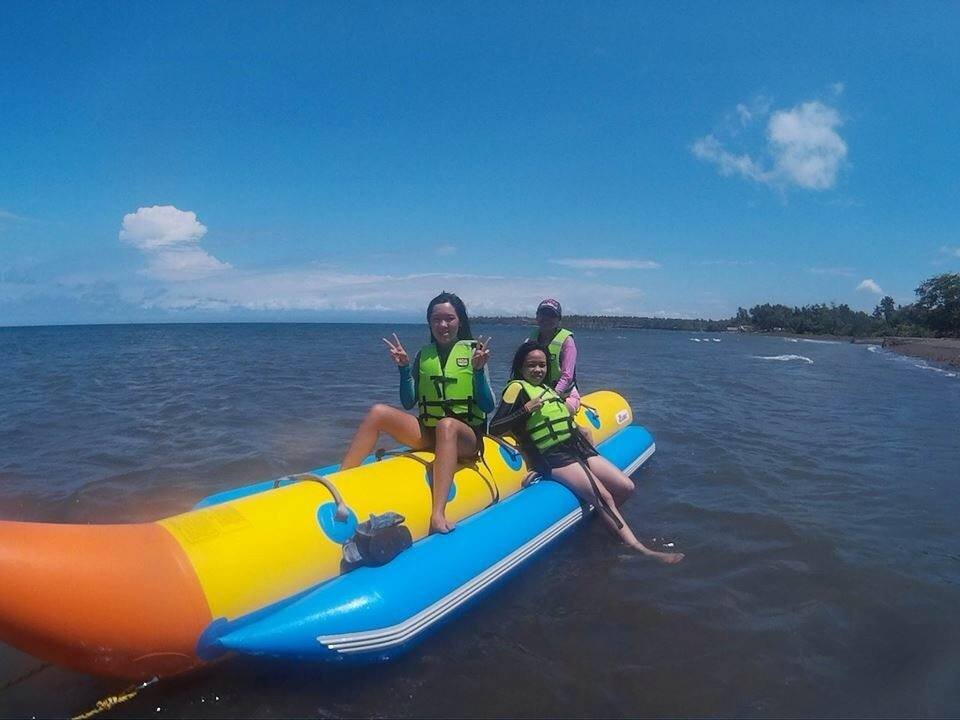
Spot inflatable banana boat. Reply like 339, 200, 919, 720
0, 391, 655, 680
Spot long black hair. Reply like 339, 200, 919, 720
510, 339, 552, 381
426, 291, 474, 343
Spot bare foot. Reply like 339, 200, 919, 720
430, 513, 456, 534
630, 542, 685, 564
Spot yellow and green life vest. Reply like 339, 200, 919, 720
417, 340, 486, 428
528, 327, 575, 387
509, 379, 578, 451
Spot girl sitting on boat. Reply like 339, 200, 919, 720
340, 292, 494, 534
489, 340, 683, 564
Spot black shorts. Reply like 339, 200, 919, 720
539, 434, 598, 471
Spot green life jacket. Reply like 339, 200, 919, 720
417, 340, 486, 428
511, 379, 578, 452
528, 327, 575, 388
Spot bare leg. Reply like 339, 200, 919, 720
341, 404, 425, 469
429, 417, 480, 534
550, 463, 684, 564
585, 455, 635, 505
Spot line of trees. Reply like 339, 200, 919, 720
733, 272, 960, 337
476, 273, 960, 338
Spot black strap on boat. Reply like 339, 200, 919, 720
375, 445, 499, 506
473, 449, 500, 505
580, 402, 599, 416
486, 434, 522, 463
375, 447, 433, 467
577, 458, 623, 530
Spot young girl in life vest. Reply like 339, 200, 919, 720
489, 340, 684, 564
340, 292, 494, 534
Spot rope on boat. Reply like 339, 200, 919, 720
71, 676, 159, 720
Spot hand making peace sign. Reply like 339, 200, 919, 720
381, 333, 410, 367
472, 335, 492, 370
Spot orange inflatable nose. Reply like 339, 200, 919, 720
0, 520, 212, 679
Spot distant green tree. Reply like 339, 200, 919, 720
879, 295, 896, 322
915, 273, 960, 336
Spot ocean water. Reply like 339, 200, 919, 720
1, 324, 959, 718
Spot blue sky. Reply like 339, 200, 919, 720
1, 1, 958, 325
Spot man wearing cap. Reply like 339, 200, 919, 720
529, 299, 582, 413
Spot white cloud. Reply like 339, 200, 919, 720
549, 258, 661, 270
135, 268, 649, 317
436, 244, 457, 256
119, 205, 231, 281
832, 82, 845, 96
768, 102, 847, 190
693, 99, 847, 191
700, 259, 757, 267
120, 205, 207, 249
856, 278, 884, 295
733, 96, 772, 127
939, 245, 960, 258
691, 135, 769, 183
808, 266, 856, 277
0, 208, 25, 222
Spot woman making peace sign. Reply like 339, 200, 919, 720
340, 292, 494, 534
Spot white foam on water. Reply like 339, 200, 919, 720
690, 338, 701, 342
784, 338, 799, 343
712, 338, 721, 342
864, 344, 957, 378
753, 354, 814, 364
913, 363, 958, 378
800, 338, 841, 345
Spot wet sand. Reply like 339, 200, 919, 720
853, 336, 960, 369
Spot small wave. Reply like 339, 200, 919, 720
784, 338, 799, 343
690, 338, 701, 342
712, 338, 721, 342
865, 345, 957, 378
753, 354, 814, 364
800, 338, 841, 345
914, 363, 958, 378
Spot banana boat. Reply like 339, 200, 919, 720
0, 391, 655, 679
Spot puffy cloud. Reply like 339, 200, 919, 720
692, 99, 847, 191
549, 258, 661, 270
120, 205, 207, 249
768, 102, 847, 190
856, 278, 884, 295
119, 205, 230, 280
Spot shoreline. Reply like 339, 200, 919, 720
864, 336, 960, 369
771, 332, 960, 369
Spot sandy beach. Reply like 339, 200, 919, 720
865, 337, 960, 369
765, 332, 960, 369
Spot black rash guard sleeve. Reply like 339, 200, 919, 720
488, 386, 530, 438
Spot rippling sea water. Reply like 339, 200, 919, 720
1, 324, 959, 718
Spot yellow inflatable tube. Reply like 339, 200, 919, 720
0, 390, 631, 678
